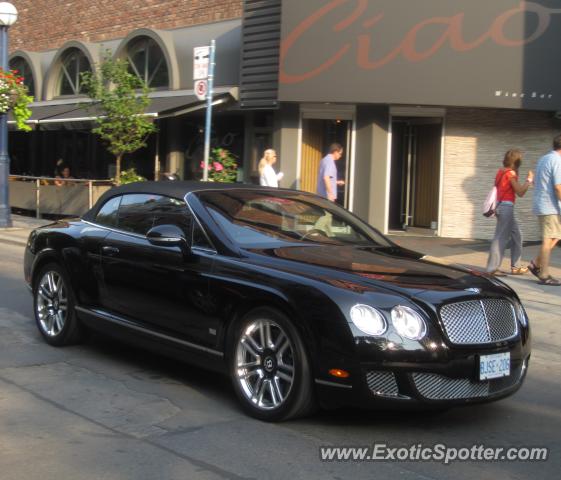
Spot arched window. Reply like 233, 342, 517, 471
9, 56, 35, 97
57, 48, 92, 96
127, 37, 169, 89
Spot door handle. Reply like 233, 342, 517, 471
102, 246, 120, 256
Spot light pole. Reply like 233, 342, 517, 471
0, 2, 17, 228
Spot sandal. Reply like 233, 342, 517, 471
489, 270, 507, 277
511, 266, 528, 275
528, 261, 541, 279
538, 276, 561, 286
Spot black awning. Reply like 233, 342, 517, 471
8, 102, 92, 125
10, 92, 233, 131
38, 95, 204, 124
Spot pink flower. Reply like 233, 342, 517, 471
200, 161, 214, 171
213, 162, 224, 172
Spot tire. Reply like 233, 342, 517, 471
229, 307, 316, 421
33, 262, 84, 346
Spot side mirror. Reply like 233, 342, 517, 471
146, 224, 189, 251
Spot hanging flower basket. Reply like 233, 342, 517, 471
0, 68, 33, 131
9, 89, 19, 105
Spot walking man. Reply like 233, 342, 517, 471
529, 134, 561, 285
317, 143, 344, 202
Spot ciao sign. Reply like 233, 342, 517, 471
278, 0, 561, 109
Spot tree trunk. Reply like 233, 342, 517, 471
115, 154, 122, 185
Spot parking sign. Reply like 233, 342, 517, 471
195, 79, 208, 101
193, 46, 210, 80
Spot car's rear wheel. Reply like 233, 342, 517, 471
33, 263, 84, 346
230, 307, 316, 421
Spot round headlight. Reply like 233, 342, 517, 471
391, 306, 427, 340
515, 301, 528, 327
350, 304, 387, 336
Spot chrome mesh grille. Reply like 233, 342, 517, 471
412, 363, 523, 400
413, 373, 489, 400
366, 371, 399, 397
439, 299, 518, 345
483, 300, 518, 341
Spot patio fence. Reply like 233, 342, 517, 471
8, 175, 113, 218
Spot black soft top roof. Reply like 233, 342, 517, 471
82, 181, 284, 221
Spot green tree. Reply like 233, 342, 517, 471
81, 55, 157, 184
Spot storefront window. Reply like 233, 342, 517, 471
126, 37, 169, 89
57, 48, 92, 96
9, 57, 35, 98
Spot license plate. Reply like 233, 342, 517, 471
479, 352, 510, 380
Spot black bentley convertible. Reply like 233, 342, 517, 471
24, 182, 530, 421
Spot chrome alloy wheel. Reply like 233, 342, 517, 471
235, 319, 295, 411
35, 271, 68, 337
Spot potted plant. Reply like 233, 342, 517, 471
0, 68, 33, 132
200, 148, 238, 182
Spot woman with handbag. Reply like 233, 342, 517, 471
486, 149, 534, 275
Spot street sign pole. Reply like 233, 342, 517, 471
0, 24, 12, 227
202, 39, 216, 182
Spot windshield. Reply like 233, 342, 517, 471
195, 190, 391, 248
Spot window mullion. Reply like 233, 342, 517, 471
75, 54, 80, 94
128, 53, 142, 80
61, 63, 75, 94
144, 41, 150, 85
147, 56, 163, 86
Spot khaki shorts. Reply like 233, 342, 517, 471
539, 214, 561, 239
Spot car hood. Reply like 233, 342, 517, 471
243, 244, 512, 303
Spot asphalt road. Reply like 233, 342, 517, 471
0, 242, 559, 480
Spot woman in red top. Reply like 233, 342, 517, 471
486, 149, 534, 275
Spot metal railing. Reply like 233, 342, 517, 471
9, 175, 114, 218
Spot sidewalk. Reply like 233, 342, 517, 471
389, 234, 561, 276
0, 214, 52, 247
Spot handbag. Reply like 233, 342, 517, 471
482, 169, 507, 217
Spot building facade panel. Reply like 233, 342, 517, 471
441, 108, 561, 241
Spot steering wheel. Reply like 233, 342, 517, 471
300, 229, 329, 241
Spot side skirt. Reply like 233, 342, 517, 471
75, 306, 227, 373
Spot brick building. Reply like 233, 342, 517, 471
9, 0, 242, 52
8, 0, 561, 240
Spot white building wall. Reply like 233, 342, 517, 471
441, 108, 561, 241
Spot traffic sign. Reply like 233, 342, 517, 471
193, 46, 210, 80
195, 79, 208, 100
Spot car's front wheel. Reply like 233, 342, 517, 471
229, 307, 315, 421
33, 263, 84, 346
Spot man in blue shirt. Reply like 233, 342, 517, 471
529, 134, 561, 286
317, 143, 344, 202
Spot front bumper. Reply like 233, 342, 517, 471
315, 341, 530, 410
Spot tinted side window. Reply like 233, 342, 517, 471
118, 194, 160, 235
152, 198, 192, 236
118, 194, 192, 236
94, 196, 121, 227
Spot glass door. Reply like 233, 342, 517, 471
388, 118, 442, 231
